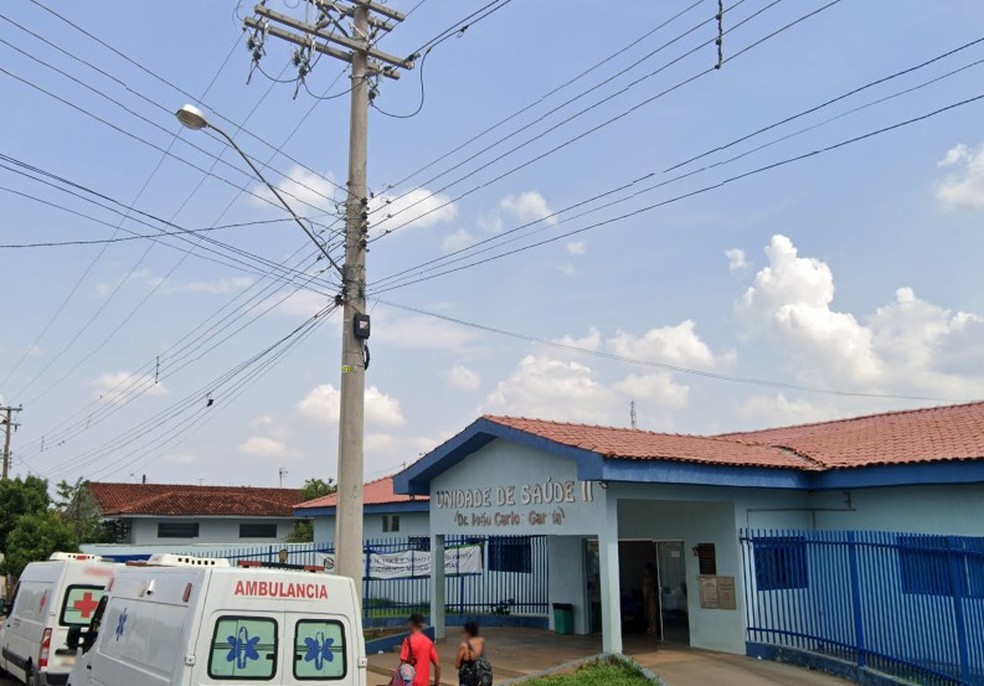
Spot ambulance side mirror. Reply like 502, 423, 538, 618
67, 625, 83, 651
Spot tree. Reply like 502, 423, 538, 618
1, 511, 76, 577
286, 478, 336, 543
54, 478, 115, 545
0, 475, 50, 552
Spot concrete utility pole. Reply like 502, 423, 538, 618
241, 1, 414, 593
1, 405, 23, 480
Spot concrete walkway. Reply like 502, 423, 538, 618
367, 627, 852, 685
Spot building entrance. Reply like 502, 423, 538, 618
617, 540, 690, 644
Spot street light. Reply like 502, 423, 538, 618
174, 105, 342, 274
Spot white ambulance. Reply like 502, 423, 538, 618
0, 553, 119, 686
65, 554, 367, 686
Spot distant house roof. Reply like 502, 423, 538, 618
87, 482, 303, 518
718, 400, 984, 469
294, 475, 427, 516
395, 402, 984, 496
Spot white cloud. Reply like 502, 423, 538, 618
165, 452, 198, 465
566, 241, 587, 256
374, 313, 479, 352
91, 371, 168, 404
737, 234, 984, 398
478, 214, 504, 234
371, 188, 458, 235
614, 373, 689, 409
608, 320, 729, 370
501, 191, 557, 226
936, 142, 984, 210
253, 164, 337, 213
160, 277, 254, 295
726, 248, 749, 273
553, 327, 602, 352
557, 263, 576, 277
265, 289, 330, 318
26, 344, 42, 358
735, 394, 836, 427
365, 433, 397, 455
238, 436, 287, 457
297, 384, 405, 427
485, 355, 617, 424
442, 228, 475, 253
445, 364, 481, 392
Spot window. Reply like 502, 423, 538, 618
382, 515, 400, 533
898, 535, 984, 599
208, 616, 278, 680
408, 537, 430, 552
60, 585, 106, 626
488, 537, 532, 574
157, 521, 200, 539
294, 620, 347, 680
754, 536, 808, 591
240, 523, 278, 539
695, 543, 717, 575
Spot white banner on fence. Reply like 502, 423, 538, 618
317, 545, 483, 580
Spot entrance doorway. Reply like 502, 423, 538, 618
617, 540, 690, 645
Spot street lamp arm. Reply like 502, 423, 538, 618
201, 118, 345, 279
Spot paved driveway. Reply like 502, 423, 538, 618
368, 627, 852, 686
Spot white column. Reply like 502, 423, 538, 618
430, 534, 446, 639
598, 491, 623, 654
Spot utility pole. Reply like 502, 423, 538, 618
242, 1, 414, 594
1, 405, 23, 480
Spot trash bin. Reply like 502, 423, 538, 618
552, 602, 574, 635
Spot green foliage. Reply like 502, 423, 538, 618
522, 660, 659, 686
54, 478, 115, 545
286, 478, 337, 543
300, 478, 336, 501
1, 511, 77, 577
0, 475, 50, 551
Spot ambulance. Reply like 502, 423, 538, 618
0, 553, 119, 686
65, 554, 367, 686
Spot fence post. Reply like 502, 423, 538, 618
846, 531, 866, 669
364, 542, 372, 624
947, 537, 972, 684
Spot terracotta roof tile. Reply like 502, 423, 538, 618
87, 482, 302, 517
718, 400, 984, 469
484, 416, 822, 470
294, 475, 428, 510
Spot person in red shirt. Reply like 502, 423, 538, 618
400, 614, 441, 686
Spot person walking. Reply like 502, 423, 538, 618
642, 562, 661, 637
400, 614, 441, 686
455, 621, 493, 686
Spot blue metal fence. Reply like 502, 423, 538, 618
740, 529, 984, 686
180, 535, 549, 626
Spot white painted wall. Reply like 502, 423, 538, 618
547, 536, 589, 634
311, 511, 430, 544
126, 517, 295, 544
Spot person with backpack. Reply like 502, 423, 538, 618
395, 614, 441, 686
455, 621, 493, 686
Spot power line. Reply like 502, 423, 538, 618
380, 301, 966, 403
370, 0, 832, 244
372, 36, 984, 290
20, 0, 346, 195
407, 0, 514, 57
374, 90, 984, 294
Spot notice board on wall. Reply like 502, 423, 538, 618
698, 575, 736, 610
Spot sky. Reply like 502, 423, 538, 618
2, 0, 984, 490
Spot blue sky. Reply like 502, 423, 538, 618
2, 0, 984, 489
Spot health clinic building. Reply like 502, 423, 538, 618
393, 401, 984, 658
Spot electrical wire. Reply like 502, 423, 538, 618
371, 47, 430, 119
373, 90, 984, 294
380, 0, 706, 193
20, 0, 347, 195
367, 0, 788, 241
372, 35, 984, 289
407, 0, 513, 57
380, 300, 967, 403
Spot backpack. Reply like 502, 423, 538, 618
389, 638, 416, 686
461, 640, 493, 686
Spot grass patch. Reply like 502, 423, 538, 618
520, 659, 655, 686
